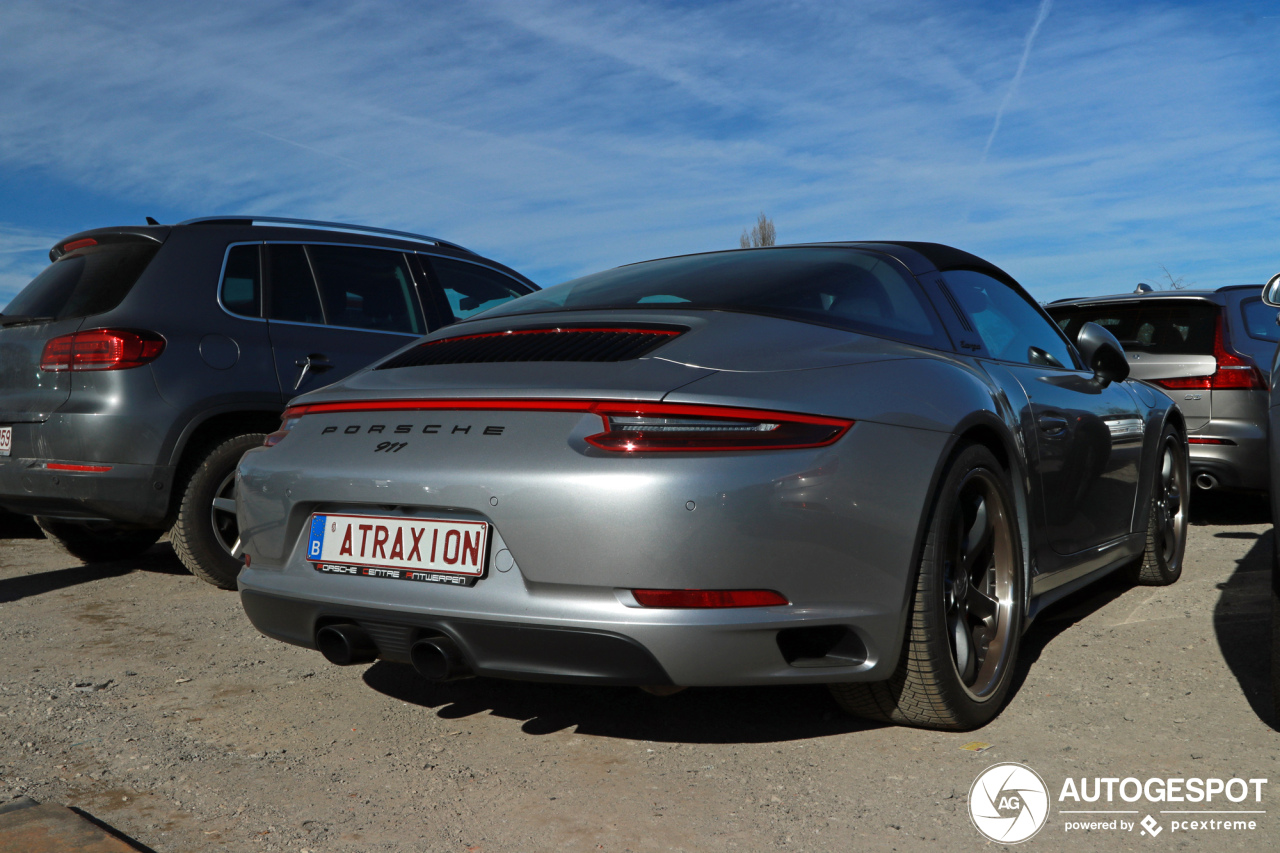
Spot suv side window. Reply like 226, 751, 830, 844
1241, 297, 1280, 343
307, 245, 424, 334
266, 244, 324, 325
220, 244, 262, 318
942, 270, 1077, 368
428, 256, 531, 322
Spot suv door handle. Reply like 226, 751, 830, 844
1037, 414, 1069, 436
293, 353, 333, 390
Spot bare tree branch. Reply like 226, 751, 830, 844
739, 212, 776, 248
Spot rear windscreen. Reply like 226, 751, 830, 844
476, 247, 944, 347
3, 238, 160, 320
1048, 301, 1218, 355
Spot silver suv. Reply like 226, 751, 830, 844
1048, 285, 1275, 493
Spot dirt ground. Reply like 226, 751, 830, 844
0, 493, 1275, 853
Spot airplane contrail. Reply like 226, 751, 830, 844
981, 0, 1054, 163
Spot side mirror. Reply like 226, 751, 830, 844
1262, 272, 1280, 308
1075, 321, 1129, 385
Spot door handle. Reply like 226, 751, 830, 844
1037, 414, 1068, 436
293, 353, 333, 390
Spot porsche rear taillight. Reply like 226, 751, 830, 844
264, 406, 307, 447
40, 329, 165, 372
1153, 315, 1265, 392
269, 399, 853, 453
585, 403, 852, 452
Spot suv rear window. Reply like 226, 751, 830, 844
478, 247, 943, 347
3, 238, 160, 320
1048, 300, 1218, 355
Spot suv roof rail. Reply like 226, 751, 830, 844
177, 216, 474, 254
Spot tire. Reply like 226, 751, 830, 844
1128, 424, 1188, 586
170, 432, 265, 589
830, 443, 1024, 730
34, 517, 162, 563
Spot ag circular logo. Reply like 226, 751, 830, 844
968, 762, 1050, 844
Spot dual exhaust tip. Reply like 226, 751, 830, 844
315, 623, 472, 681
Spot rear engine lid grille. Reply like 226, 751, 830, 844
377, 324, 686, 368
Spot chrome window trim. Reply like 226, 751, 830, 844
216, 240, 530, 333
216, 241, 267, 323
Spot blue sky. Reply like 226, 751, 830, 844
2, 0, 1279, 306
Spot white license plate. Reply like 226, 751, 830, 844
306, 513, 488, 583
0, 426, 10, 457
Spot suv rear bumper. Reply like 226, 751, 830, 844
0, 458, 173, 526
1187, 419, 1267, 492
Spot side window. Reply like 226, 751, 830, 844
1241, 298, 1280, 343
942, 270, 1076, 368
220, 244, 261, 318
428, 256, 531, 322
266, 244, 324, 325
306, 245, 424, 335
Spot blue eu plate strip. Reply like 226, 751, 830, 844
308, 515, 327, 561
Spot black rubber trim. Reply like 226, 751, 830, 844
239, 588, 673, 686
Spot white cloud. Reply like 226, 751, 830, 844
0, 227, 58, 310
0, 0, 1278, 304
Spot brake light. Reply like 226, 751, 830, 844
264, 406, 307, 446
272, 399, 853, 452
60, 238, 98, 253
631, 589, 789, 608
40, 329, 165, 372
585, 402, 852, 452
1153, 315, 1265, 392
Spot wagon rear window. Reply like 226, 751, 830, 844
1048, 301, 1219, 355
476, 247, 943, 347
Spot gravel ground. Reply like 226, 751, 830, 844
0, 494, 1275, 852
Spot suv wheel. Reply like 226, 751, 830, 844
34, 517, 162, 563
170, 433, 265, 589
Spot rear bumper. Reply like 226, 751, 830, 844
1188, 419, 1267, 491
237, 525, 898, 688
0, 457, 172, 525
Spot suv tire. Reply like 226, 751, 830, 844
35, 517, 162, 563
171, 432, 265, 589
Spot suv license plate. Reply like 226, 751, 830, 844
0, 426, 10, 457
306, 513, 488, 585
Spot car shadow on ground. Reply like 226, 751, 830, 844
0, 509, 43, 539
0, 541, 188, 604
1191, 491, 1276, 730
362, 662, 881, 743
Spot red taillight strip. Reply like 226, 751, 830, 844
45, 463, 113, 472
631, 589, 789, 608
424, 327, 682, 347
1188, 437, 1237, 445
60, 238, 98, 253
281, 399, 853, 450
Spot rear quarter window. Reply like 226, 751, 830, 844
4, 238, 159, 319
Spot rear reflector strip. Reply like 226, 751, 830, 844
1188, 438, 1236, 445
276, 399, 853, 452
45, 463, 113, 472
631, 589, 789, 608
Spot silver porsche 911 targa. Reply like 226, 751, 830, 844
235, 242, 1188, 730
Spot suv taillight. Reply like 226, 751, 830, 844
1153, 314, 1265, 392
40, 329, 166, 372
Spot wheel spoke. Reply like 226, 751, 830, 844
950, 611, 976, 683
961, 495, 993, 573
211, 497, 237, 514
967, 586, 998, 622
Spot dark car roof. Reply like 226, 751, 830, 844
1048, 284, 1263, 308
49, 218, 535, 288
